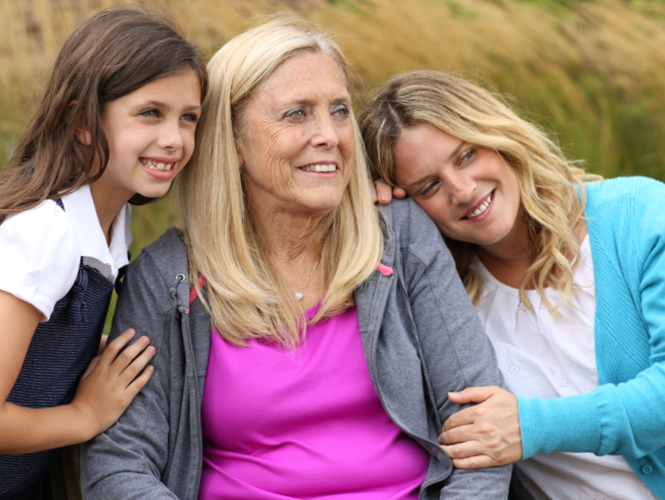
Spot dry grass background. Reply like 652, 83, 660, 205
1, 0, 664, 330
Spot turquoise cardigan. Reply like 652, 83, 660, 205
517, 177, 665, 498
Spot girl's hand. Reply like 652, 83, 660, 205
371, 178, 407, 205
71, 328, 155, 438
438, 386, 523, 468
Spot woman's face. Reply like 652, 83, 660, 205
235, 51, 354, 217
393, 123, 523, 251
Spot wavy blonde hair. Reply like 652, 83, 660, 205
176, 17, 383, 347
359, 70, 600, 312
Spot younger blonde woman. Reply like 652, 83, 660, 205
361, 70, 665, 500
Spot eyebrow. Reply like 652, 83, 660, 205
286, 96, 351, 107
405, 140, 468, 191
141, 100, 201, 112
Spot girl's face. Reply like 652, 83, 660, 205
393, 123, 523, 252
92, 68, 201, 207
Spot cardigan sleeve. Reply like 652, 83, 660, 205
518, 177, 665, 461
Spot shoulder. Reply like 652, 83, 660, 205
0, 200, 81, 318
122, 228, 189, 307
585, 177, 665, 215
378, 198, 449, 262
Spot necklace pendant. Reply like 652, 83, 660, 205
294, 291, 304, 301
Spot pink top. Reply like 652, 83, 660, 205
198, 304, 429, 499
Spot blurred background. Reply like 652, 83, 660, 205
1, 0, 664, 331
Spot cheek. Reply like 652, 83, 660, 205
183, 130, 196, 160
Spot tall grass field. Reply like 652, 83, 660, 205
1, 0, 664, 332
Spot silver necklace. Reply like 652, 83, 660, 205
291, 259, 320, 301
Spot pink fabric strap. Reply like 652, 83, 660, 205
188, 274, 207, 305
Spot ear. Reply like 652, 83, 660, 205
67, 101, 92, 146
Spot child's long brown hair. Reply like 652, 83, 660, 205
0, 7, 208, 223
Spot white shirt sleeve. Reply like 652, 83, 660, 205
0, 201, 81, 321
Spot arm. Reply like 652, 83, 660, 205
394, 199, 511, 498
81, 251, 182, 500
439, 178, 665, 465
0, 203, 154, 454
0, 292, 154, 454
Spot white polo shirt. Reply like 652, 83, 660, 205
0, 185, 132, 320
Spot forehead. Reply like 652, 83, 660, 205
253, 51, 349, 105
393, 123, 465, 187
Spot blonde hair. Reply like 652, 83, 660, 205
359, 70, 601, 313
176, 17, 383, 347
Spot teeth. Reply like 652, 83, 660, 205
301, 164, 336, 173
465, 193, 493, 219
143, 160, 174, 171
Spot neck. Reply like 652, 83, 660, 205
476, 210, 532, 289
249, 203, 327, 310
476, 211, 588, 290
89, 182, 130, 246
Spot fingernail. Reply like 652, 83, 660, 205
148, 346, 156, 353
448, 392, 459, 398
141, 336, 150, 343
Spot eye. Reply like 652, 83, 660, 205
140, 109, 159, 118
332, 105, 350, 118
285, 108, 306, 119
181, 113, 199, 123
459, 148, 476, 165
418, 180, 440, 197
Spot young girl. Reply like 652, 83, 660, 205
0, 8, 207, 499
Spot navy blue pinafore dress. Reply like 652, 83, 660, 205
0, 200, 116, 500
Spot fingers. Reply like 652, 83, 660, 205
97, 328, 136, 367
375, 179, 394, 205
97, 334, 108, 355
95, 330, 155, 386
440, 440, 485, 461
124, 364, 155, 399
450, 454, 499, 470
81, 355, 101, 380
393, 187, 407, 199
370, 180, 379, 204
442, 405, 480, 431
448, 386, 502, 405
116, 341, 156, 387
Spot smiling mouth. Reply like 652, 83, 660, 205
141, 159, 176, 171
300, 164, 337, 173
463, 191, 494, 219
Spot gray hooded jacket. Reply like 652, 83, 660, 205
81, 198, 510, 499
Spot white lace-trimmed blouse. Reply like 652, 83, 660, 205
471, 236, 657, 500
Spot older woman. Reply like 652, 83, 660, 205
361, 71, 665, 499
80, 19, 509, 500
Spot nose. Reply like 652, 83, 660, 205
311, 113, 340, 150
444, 170, 475, 205
157, 120, 184, 151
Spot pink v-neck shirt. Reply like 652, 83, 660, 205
199, 304, 429, 499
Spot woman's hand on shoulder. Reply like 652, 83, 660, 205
371, 178, 407, 205
438, 386, 523, 468
71, 328, 155, 438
